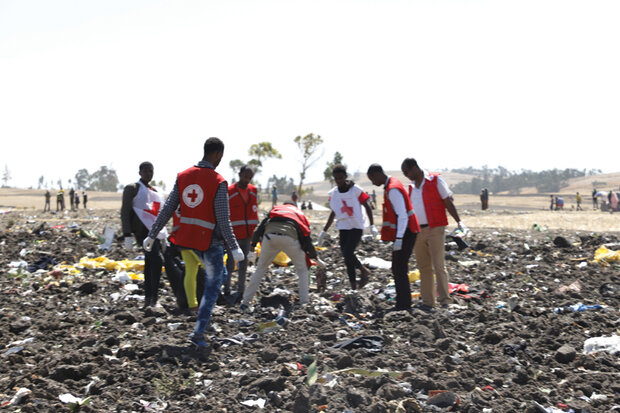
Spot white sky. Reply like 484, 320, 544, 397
1, 0, 619, 191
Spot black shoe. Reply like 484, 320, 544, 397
412, 303, 436, 313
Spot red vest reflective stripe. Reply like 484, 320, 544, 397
174, 166, 225, 250
421, 173, 449, 228
269, 204, 310, 237
228, 182, 259, 240
382, 177, 420, 241
168, 206, 182, 245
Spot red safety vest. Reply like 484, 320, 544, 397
382, 177, 420, 241
174, 166, 225, 250
269, 204, 311, 237
168, 205, 182, 245
421, 173, 449, 228
228, 182, 259, 240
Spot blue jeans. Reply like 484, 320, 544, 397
191, 245, 227, 338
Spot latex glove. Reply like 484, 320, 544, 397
317, 231, 326, 246
124, 236, 134, 251
316, 258, 327, 268
370, 225, 379, 239
161, 239, 168, 254
393, 238, 403, 251
232, 247, 245, 262
143, 236, 155, 252
457, 221, 470, 235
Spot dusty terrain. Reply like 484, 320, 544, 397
0, 201, 618, 412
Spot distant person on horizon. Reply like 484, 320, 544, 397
142, 137, 244, 349
69, 188, 75, 210
318, 164, 375, 290
271, 185, 278, 208
121, 161, 169, 309
291, 189, 299, 205
402, 158, 465, 310
550, 195, 555, 211
592, 188, 598, 209
44, 190, 51, 212
480, 187, 489, 210
83, 192, 88, 209
74, 192, 80, 209
368, 163, 420, 311
56, 190, 64, 211
576, 192, 582, 211
555, 196, 564, 210
371, 190, 377, 209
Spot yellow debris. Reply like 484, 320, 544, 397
408, 269, 420, 283
78, 256, 145, 272
593, 246, 620, 265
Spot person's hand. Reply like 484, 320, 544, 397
458, 221, 470, 235
124, 236, 134, 251
232, 247, 245, 262
317, 231, 326, 246
370, 225, 379, 239
393, 238, 403, 251
143, 236, 154, 252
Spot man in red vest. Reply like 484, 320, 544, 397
224, 165, 258, 298
143, 137, 244, 348
240, 202, 320, 309
367, 163, 420, 311
401, 158, 466, 310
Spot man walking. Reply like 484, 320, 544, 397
44, 190, 51, 212
367, 164, 420, 311
121, 162, 169, 308
241, 202, 319, 309
144, 137, 244, 348
69, 188, 75, 210
318, 164, 375, 289
83, 192, 88, 209
401, 158, 465, 309
224, 165, 258, 299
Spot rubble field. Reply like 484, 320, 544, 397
0, 209, 619, 412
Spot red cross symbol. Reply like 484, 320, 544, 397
144, 201, 161, 217
187, 189, 199, 203
340, 200, 354, 216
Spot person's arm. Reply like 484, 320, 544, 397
323, 211, 336, 232
148, 181, 180, 239
442, 197, 461, 224
121, 184, 138, 236
388, 188, 408, 239
214, 181, 240, 252
436, 175, 461, 225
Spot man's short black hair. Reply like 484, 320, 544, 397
204, 137, 224, 156
401, 158, 419, 170
332, 164, 347, 176
139, 161, 153, 172
367, 164, 384, 175
239, 165, 254, 175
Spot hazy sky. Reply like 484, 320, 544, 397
1, 0, 619, 191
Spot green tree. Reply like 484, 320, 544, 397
2, 165, 11, 187
90, 166, 120, 192
37, 176, 44, 190
323, 151, 345, 184
248, 142, 282, 175
229, 159, 245, 177
294, 133, 324, 194
74, 169, 90, 190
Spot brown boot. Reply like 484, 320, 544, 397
359, 266, 370, 288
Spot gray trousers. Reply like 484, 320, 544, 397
224, 238, 251, 295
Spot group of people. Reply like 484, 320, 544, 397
120, 137, 466, 348
43, 189, 87, 212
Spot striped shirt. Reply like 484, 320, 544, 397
148, 160, 239, 251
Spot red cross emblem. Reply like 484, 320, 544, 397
340, 200, 354, 216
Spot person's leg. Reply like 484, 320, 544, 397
192, 245, 227, 340
223, 245, 235, 295
281, 236, 310, 304
236, 238, 251, 295
428, 226, 451, 306
391, 229, 415, 310
181, 249, 201, 309
414, 227, 435, 307
148, 239, 163, 305
339, 230, 357, 289
242, 236, 280, 305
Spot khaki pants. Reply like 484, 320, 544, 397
242, 234, 309, 305
414, 226, 452, 307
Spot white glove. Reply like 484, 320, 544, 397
393, 238, 403, 251
161, 239, 168, 254
457, 221, 470, 235
124, 236, 134, 251
232, 247, 245, 262
316, 258, 327, 268
317, 231, 326, 246
370, 225, 379, 239
143, 236, 155, 252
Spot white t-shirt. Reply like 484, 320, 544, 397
328, 183, 370, 230
408, 171, 452, 226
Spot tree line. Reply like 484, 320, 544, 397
449, 166, 602, 195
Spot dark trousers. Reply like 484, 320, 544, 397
339, 229, 363, 289
391, 229, 417, 310
143, 239, 163, 304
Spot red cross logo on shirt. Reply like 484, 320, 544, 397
341, 200, 354, 216
144, 201, 160, 217
187, 189, 199, 203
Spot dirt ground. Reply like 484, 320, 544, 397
0, 199, 619, 412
